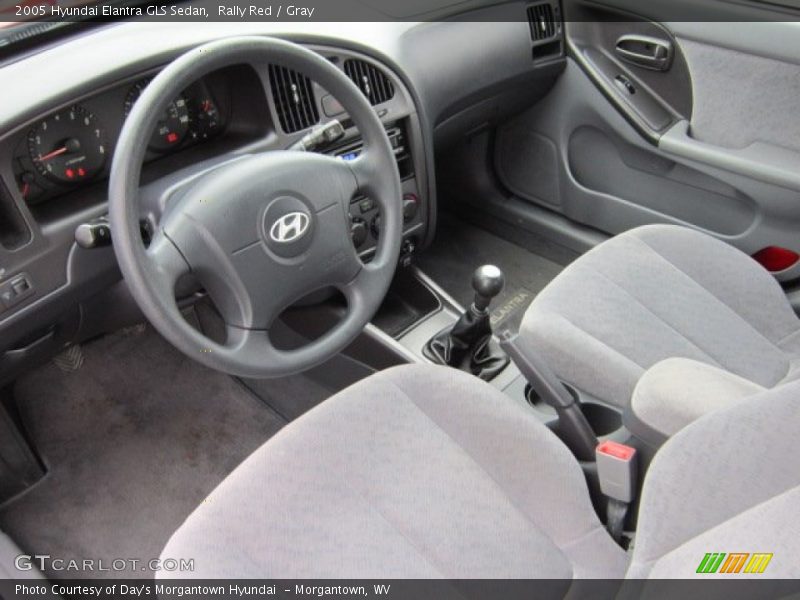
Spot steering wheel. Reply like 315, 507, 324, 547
109, 37, 402, 378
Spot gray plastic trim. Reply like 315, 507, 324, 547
659, 120, 800, 192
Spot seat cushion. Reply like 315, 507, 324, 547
520, 224, 800, 408
628, 379, 800, 579
159, 364, 627, 579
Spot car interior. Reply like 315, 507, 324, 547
0, 0, 799, 588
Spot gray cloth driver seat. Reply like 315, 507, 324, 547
160, 364, 800, 579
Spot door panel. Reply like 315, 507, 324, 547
493, 0, 800, 281
568, 125, 756, 236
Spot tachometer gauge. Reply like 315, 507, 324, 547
28, 105, 107, 184
124, 79, 190, 152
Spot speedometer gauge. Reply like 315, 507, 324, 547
124, 79, 190, 153
28, 105, 107, 184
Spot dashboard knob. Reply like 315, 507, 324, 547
402, 194, 419, 223
350, 218, 368, 248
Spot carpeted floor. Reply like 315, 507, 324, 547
416, 215, 564, 333
0, 324, 314, 580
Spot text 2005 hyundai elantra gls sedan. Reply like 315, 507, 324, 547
0, 1, 798, 598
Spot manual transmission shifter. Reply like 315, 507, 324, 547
424, 265, 510, 380
471, 265, 505, 312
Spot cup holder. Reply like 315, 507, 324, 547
580, 402, 622, 436
525, 383, 622, 435
524, 383, 557, 416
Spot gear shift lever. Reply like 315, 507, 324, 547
424, 265, 510, 380
472, 265, 505, 312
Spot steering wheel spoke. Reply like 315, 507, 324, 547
340, 262, 387, 316
145, 231, 191, 297
346, 153, 372, 190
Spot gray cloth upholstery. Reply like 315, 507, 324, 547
161, 364, 800, 580
627, 358, 765, 444
627, 379, 800, 579
679, 38, 800, 154
160, 364, 628, 579
520, 224, 800, 408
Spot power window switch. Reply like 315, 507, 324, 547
0, 273, 34, 310
0, 287, 15, 308
614, 75, 636, 95
12, 277, 30, 295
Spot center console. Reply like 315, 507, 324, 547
360, 263, 625, 445
328, 123, 425, 266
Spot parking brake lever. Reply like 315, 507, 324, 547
499, 330, 598, 461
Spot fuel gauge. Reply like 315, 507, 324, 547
124, 79, 191, 153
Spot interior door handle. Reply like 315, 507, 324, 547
615, 35, 673, 71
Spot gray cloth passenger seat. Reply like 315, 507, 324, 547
519, 224, 800, 439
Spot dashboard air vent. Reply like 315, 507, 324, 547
268, 65, 320, 134
343, 59, 395, 106
527, 2, 557, 41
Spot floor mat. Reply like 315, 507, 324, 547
0, 325, 291, 580
416, 215, 564, 333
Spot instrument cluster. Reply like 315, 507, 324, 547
12, 75, 225, 205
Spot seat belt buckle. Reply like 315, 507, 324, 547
596, 441, 637, 503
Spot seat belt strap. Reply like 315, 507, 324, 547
606, 497, 628, 543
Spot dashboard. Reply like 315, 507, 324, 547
0, 8, 566, 384
0, 36, 432, 379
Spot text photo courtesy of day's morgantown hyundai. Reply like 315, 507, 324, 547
0, 1, 798, 599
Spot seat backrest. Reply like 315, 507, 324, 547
627, 379, 800, 579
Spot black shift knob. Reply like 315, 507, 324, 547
472, 265, 504, 312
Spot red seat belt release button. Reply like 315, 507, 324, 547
596, 441, 637, 503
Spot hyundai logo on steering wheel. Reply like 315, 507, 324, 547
269, 211, 311, 243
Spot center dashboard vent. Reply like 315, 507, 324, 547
527, 2, 558, 41
343, 59, 395, 106
268, 65, 320, 134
